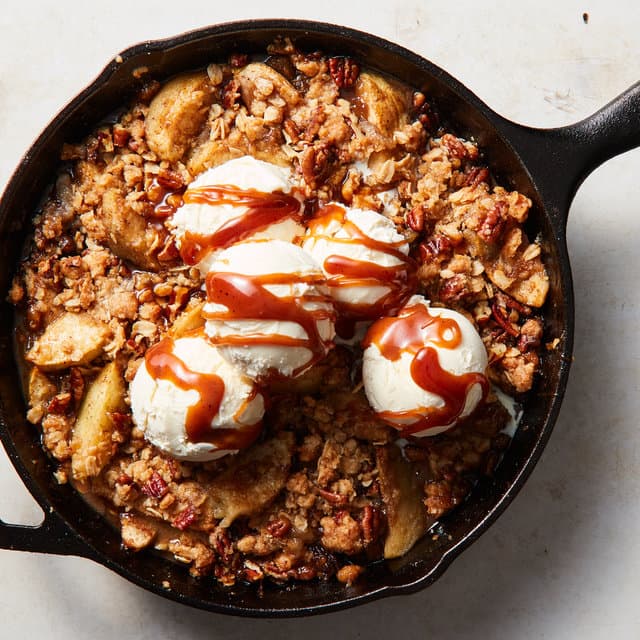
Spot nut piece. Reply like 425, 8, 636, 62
376, 444, 433, 559
146, 72, 213, 162
26, 312, 110, 371
71, 361, 126, 481
328, 57, 360, 89
354, 72, 411, 136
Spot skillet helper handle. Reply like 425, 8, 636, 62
0, 509, 89, 556
498, 81, 640, 218
562, 80, 640, 184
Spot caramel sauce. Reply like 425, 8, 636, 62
308, 204, 416, 330
363, 303, 489, 435
178, 185, 302, 265
144, 336, 261, 449
204, 270, 335, 377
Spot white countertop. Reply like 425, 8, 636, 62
1, 1, 639, 637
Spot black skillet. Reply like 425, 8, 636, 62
1, 20, 639, 617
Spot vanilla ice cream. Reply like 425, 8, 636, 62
203, 239, 336, 380
130, 335, 265, 461
362, 295, 489, 436
170, 156, 304, 273
302, 204, 413, 321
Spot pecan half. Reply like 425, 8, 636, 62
328, 57, 360, 89
441, 133, 468, 160
478, 201, 507, 244
406, 206, 425, 233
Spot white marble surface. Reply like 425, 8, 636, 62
1, 1, 639, 637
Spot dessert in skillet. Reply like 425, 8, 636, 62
10, 39, 549, 587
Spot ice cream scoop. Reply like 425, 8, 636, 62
203, 239, 336, 380
362, 295, 489, 436
169, 156, 304, 273
129, 334, 265, 461
302, 203, 415, 336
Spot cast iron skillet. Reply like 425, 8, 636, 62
0, 20, 638, 617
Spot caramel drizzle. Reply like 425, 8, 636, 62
144, 336, 261, 449
363, 303, 489, 435
308, 204, 416, 325
178, 185, 302, 265
204, 271, 335, 378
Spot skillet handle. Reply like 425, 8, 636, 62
0, 509, 90, 557
496, 81, 640, 219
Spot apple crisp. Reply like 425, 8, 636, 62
9, 38, 548, 586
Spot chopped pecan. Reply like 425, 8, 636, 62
112, 126, 130, 148
293, 565, 317, 581
172, 505, 197, 530
210, 528, 233, 561
137, 80, 161, 103
222, 78, 241, 109
266, 516, 292, 538
242, 562, 264, 582
283, 118, 301, 143
156, 236, 180, 262
116, 473, 133, 485
465, 166, 490, 188
440, 133, 469, 160
360, 505, 381, 545
317, 488, 349, 506
229, 52, 249, 68
439, 274, 472, 304
491, 302, 519, 337
47, 392, 72, 415
299, 141, 335, 189
328, 56, 360, 89
68, 368, 85, 407
300, 106, 326, 143
518, 318, 543, 352
156, 168, 185, 191
441, 133, 468, 160
497, 291, 532, 316
413, 92, 426, 109
140, 471, 168, 498
412, 91, 438, 132
109, 412, 133, 440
